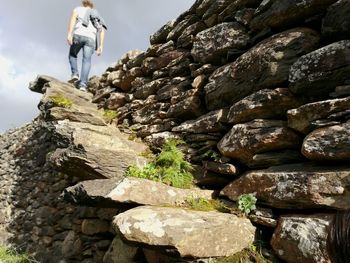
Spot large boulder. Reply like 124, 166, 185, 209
221, 163, 350, 209
217, 120, 302, 167
250, 0, 338, 31
302, 121, 350, 161
271, 215, 331, 263
49, 121, 148, 180
191, 22, 249, 64
113, 206, 255, 258
287, 96, 350, 134
289, 40, 350, 97
227, 88, 302, 124
204, 28, 319, 110
63, 177, 214, 207
322, 0, 350, 40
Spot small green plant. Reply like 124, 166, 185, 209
125, 139, 194, 189
238, 193, 257, 215
184, 196, 229, 212
0, 246, 32, 263
50, 95, 73, 108
201, 150, 220, 161
128, 133, 137, 141
103, 110, 118, 123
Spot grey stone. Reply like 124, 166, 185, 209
221, 163, 350, 209
191, 22, 249, 64
113, 206, 255, 258
289, 40, 350, 97
271, 214, 331, 263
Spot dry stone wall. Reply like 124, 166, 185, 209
85, 0, 350, 262
1, 0, 350, 262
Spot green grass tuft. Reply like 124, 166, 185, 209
103, 110, 119, 123
0, 246, 32, 263
50, 95, 73, 108
125, 139, 194, 189
183, 196, 229, 212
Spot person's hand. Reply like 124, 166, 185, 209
67, 35, 73, 45
96, 46, 103, 56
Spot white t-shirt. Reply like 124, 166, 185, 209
73, 6, 97, 40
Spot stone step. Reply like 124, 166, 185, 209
112, 206, 255, 258
63, 177, 214, 207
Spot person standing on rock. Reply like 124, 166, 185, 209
67, 0, 107, 91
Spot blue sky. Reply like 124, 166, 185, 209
0, 0, 192, 133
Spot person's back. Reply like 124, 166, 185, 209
67, 0, 106, 91
73, 6, 97, 41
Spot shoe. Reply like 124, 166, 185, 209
79, 86, 87, 92
68, 74, 79, 84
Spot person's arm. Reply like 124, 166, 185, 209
67, 10, 78, 45
96, 29, 105, 56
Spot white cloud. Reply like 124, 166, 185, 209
0, 0, 193, 133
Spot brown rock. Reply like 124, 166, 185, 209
250, 0, 338, 31
203, 161, 239, 176
228, 88, 302, 124
167, 96, 205, 120
322, 0, 350, 40
217, 120, 302, 167
205, 28, 319, 110
221, 163, 350, 209
172, 109, 228, 134
81, 219, 110, 235
302, 121, 350, 161
39, 80, 106, 126
288, 96, 350, 134
191, 22, 249, 64
49, 122, 148, 180
103, 235, 141, 263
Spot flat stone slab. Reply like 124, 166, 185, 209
221, 163, 350, 209
63, 177, 214, 207
113, 206, 255, 258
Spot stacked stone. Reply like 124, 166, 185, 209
84, 0, 350, 262
0, 119, 121, 262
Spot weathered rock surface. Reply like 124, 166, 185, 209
39, 78, 106, 126
287, 96, 350, 134
63, 177, 214, 207
227, 88, 302, 124
322, 0, 350, 40
289, 40, 350, 97
205, 28, 319, 110
103, 235, 141, 263
113, 206, 255, 258
49, 121, 148, 180
302, 121, 350, 161
221, 163, 350, 209
172, 109, 228, 133
217, 120, 302, 167
271, 215, 331, 263
250, 0, 338, 31
191, 22, 249, 64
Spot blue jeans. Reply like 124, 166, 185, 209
69, 34, 95, 87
